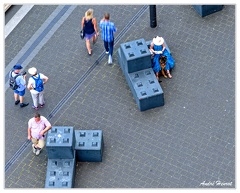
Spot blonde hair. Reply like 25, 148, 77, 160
85, 9, 93, 20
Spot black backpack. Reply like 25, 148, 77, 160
9, 71, 20, 90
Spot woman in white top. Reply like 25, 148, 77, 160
27, 67, 48, 110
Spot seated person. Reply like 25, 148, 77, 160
149, 36, 175, 79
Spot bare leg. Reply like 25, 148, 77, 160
156, 72, 160, 81
162, 69, 167, 78
166, 70, 172, 78
14, 93, 19, 101
19, 95, 24, 103
86, 39, 91, 54
92, 34, 96, 44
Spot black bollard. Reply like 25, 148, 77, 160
149, 5, 157, 28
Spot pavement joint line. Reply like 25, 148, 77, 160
5, 140, 31, 172
5, 5, 34, 38
47, 5, 149, 120
115, 5, 148, 43
5, 5, 77, 91
4, 5, 236, 188
4, 5, 149, 173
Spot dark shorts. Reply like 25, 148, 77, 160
14, 89, 25, 96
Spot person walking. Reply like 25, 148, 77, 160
99, 12, 117, 64
81, 8, 99, 55
28, 112, 52, 155
27, 67, 48, 110
9, 64, 29, 107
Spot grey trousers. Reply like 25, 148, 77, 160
31, 91, 45, 107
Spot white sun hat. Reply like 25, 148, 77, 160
28, 67, 37, 75
153, 36, 164, 46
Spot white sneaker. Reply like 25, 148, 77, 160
105, 51, 109, 54
108, 55, 112, 64
35, 148, 42, 156
32, 144, 37, 154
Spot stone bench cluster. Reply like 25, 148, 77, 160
44, 126, 103, 188
117, 38, 168, 111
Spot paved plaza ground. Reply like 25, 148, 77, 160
2, 3, 239, 190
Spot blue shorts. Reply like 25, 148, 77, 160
14, 89, 25, 96
85, 31, 96, 40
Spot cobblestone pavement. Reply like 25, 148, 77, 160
4, 4, 236, 189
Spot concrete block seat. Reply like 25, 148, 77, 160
75, 130, 104, 162
45, 154, 76, 188
117, 38, 171, 111
46, 126, 75, 159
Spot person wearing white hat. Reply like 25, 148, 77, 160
27, 67, 48, 110
150, 36, 175, 79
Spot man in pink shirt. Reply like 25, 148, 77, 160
28, 112, 52, 155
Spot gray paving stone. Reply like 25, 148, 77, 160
5, 4, 235, 189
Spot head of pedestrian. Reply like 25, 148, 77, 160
34, 112, 41, 122
85, 9, 93, 20
153, 36, 164, 46
104, 13, 110, 20
28, 67, 37, 76
13, 64, 23, 73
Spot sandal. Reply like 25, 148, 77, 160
32, 104, 39, 110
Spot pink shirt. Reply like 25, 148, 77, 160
28, 116, 51, 139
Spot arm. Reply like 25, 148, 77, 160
39, 73, 48, 85
40, 125, 52, 136
27, 77, 35, 90
81, 17, 85, 29
28, 119, 33, 140
27, 79, 32, 90
18, 75, 26, 87
39, 117, 52, 136
28, 127, 32, 140
43, 76, 48, 84
162, 42, 166, 52
149, 42, 155, 54
23, 74, 27, 83
99, 18, 104, 29
92, 18, 99, 36
113, 23, 117, 33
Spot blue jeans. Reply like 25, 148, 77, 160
104, 39, 114, 56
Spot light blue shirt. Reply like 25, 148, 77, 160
10, 71, 26, 91
100, 20, 116, 42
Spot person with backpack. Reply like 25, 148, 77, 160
27, 67, 48, 110
9, 64, 29, 108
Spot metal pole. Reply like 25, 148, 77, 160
149, 5, 157, 28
